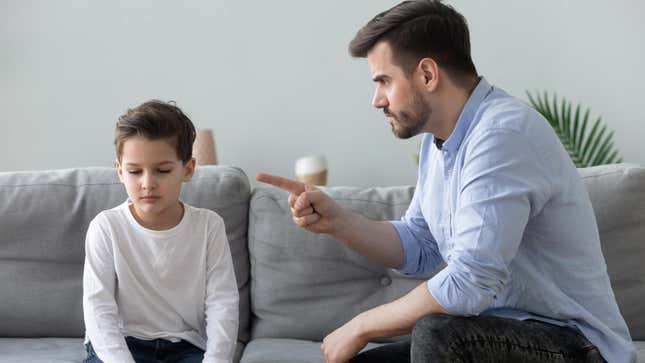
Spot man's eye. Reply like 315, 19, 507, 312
128, 170, 141, 175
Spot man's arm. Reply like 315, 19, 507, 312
321, 127, 549, 362
355, 282, 449, 338
331, 209, 404, 269
321, 282, 448, 363
256, 173, 404, 268
256, 172, 447, 363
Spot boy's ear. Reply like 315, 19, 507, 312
183, 158, 196, 182
116, 159, 125, 183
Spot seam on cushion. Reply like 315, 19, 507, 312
0, 172, 248, 188
0, 257, 82, 265
580, 170, 624, 179
247, 199, 260, 335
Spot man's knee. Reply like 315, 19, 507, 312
412, 313, 455, 340
411, 314, 460, 362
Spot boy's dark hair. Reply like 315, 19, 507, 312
115, 100, 196, 164
349, 0, 477, 84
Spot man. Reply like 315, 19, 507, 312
257, 1, 635, 362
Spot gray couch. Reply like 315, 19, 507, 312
0, 164, 644, 363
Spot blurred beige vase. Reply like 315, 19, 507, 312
193, 129, 217, 165
295, 155, 328, 186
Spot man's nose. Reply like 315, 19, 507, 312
372, 89, 388, 109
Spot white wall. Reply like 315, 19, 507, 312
2, 1, 643, 187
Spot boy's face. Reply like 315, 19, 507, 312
116, 136, 195, 221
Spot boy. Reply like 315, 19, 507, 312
83, 100, 239, 363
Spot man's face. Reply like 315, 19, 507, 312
116, 136, 194, 221
367, 41, 431, 139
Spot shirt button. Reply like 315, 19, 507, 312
379, 276, 392, 287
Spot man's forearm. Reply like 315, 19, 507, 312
354, 282, 450, 340
332, 209, 404, 269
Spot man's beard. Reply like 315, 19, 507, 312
385, 92, 431, 139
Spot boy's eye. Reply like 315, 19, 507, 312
128, 170, 142, 175
158, 169, 172, 174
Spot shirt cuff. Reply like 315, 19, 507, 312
427, 263, 493, 316
426, 265, 457, 315
390, 220, 421, 275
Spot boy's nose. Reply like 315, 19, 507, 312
141, 175, 157, 190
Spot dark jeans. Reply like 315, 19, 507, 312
84, 336, 204, 363
350, 314, 606, 363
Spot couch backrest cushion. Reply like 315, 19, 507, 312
0, 166, 251, 342
248, 163, 645, 341
249, 184, 422, 341
580, 163, 645, 339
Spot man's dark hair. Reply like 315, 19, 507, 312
115, 100, 196, 164
349, 0, 477, 83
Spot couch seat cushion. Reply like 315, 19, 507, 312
239, 339, 645, 363
240, 338, 384, 363
0, 338, 246, 363
0, 338, 84, 363
637, 341, 645, 363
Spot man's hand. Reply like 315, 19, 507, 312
322, 283, 450, 363
256, 173, 345, 235
321, 318, 369, 363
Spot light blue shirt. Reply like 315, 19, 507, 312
391, 78, 635, 362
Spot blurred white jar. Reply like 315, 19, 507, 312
295, 155, 328, 186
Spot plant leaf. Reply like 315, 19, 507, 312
526, 91, 621, 167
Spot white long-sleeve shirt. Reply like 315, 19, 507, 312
82, 200, 239, 363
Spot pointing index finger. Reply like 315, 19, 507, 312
256, 173, 306, 195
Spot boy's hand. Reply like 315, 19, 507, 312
256, 173, 344, 235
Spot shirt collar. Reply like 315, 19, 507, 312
441, 77, 493, 154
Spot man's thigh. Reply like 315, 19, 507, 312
411, 314, 605, 363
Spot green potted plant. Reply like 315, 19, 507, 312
527, 91, 622, 167
413, 92, 622, 167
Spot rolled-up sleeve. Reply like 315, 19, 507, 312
391, 135, 444, 276
428, 128, 550, 315
391, 196, 443, 275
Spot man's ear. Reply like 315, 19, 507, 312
183, 158, 196, 182
418, 57, 439, 92
116, 159, 125, 183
